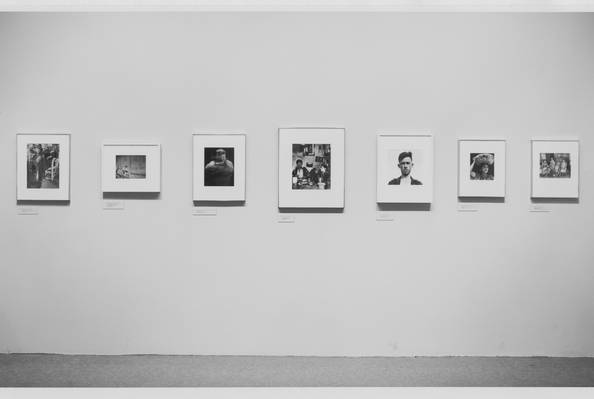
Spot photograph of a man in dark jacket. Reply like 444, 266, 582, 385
388, 151, 422, 185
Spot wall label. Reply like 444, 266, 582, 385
376, 212, 395, 221
277, 215, 295, 223
103, 200, 125, 210
457, 204, 479, 212
17, 207, 39, 215
529, 204, 552, 213
193, 207, 217, 216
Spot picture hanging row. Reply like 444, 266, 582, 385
15, 131, 580, 205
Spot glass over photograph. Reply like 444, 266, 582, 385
470, 153, 495, 180
387, 151, 423, 185
292, 144, 331, 190
27, 143, 60, 189
204, 147, 234, 186
539, 153, 571, 178
115, 155, 146, 179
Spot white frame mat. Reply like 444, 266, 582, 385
16, 133, 71, 201
193, 132, 246, 202
458, 139, 506, 198
101, 141, 161, 193
531, 139, 579, 199
377, 133, 433, 203
278, 127, 345, 209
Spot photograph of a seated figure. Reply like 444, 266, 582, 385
292, 143, 331, 190
115, 155, 146, 179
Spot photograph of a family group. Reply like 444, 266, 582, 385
539, 153, 571, 178
531, 139, 579, 199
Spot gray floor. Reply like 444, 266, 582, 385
1, 354, 593, 387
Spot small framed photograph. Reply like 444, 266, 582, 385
193, 133, 246, 201
458, 139, 506, 198
531, 139, 579, 199
101, 141, 161, 193
17, 134, 70, 201
377, 133, 433, 203
278, 127, 345, 208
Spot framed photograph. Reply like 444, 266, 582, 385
278, 127, 345, 208
377, 134, 433, 203
531, 139, 579, 199
458, 139, 506, 198
101, 142, 161, 193
193, 133, 246, 201
17, 134, 70, 201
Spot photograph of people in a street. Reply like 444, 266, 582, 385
27, 143, 60, 189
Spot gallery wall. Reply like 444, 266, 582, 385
1, 12, 593, 356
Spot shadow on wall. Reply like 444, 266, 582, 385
193, 201, 246, 207
102, 193, 160, 200
531, 198, 579, 204
16, 200, 70, 206
278, 207, 344, 214
458, 197, 505, 204
376, 203, 431, 211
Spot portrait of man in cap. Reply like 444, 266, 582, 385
388, 151, 423, 185
204, 147, 234, 186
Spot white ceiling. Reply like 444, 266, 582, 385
1, 0, 594, 12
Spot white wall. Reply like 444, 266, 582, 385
1, 13, 593, 356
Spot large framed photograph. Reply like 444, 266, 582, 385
17, 134, 70, 201
278, 127, 345, 208
458, 139, 506, 198
101, 142, 161, 193
377, 134, 433, 203
531, 139, 579, 199
193, 133, 246, 201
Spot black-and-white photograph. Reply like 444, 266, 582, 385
377, 135, 433, 203
387, 151, 423, 185
458, 140, 505, 198
26, 143, 60, 189
539, 153, 571, 178
470, 153, 495, 180
204, 147, 234, 186
115, 155, 146, 179
291, 144, 331, 190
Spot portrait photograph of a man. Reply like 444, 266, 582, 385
204, 147, 234, 187
388, 151, 423, 185
377, 134, 433, 203
193, 133, 246, 202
